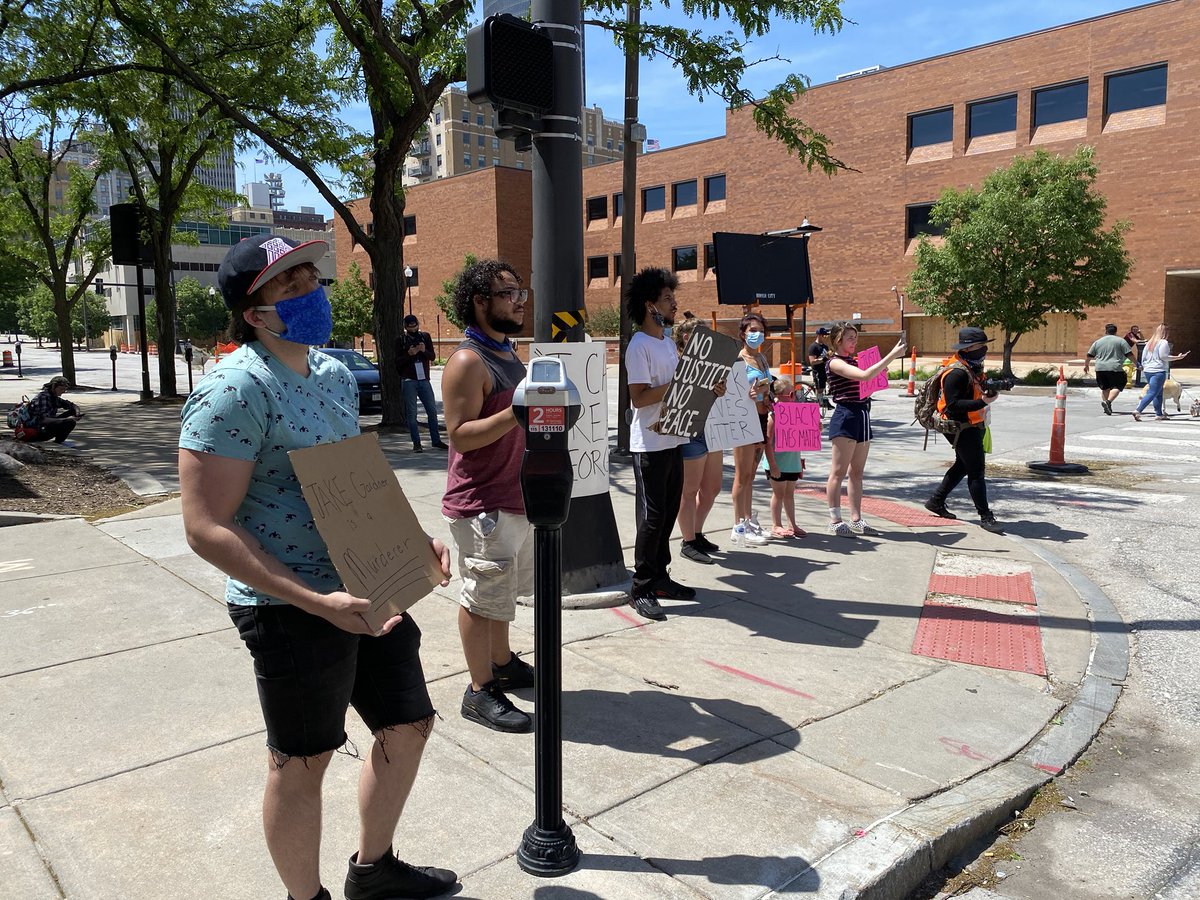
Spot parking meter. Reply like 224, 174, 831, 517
511, 356, 581, 527
14, 340, 21, 377
109, 345, 118, 391
182, 340, 194, 393
510, 355, 583, 878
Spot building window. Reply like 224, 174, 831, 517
516, 161, 524, 169
491, 115, 496, 127
479, 155, 486, 166
1105, 64, 1167, 115
587, 256, 609, 281
672, 245, 698, 272
586, 196, 607, 222
586, 135, 594, 146
403, 214, 416, 235
463, 153, 471, 167
613, 192, 623, 218
476, 114, 484, 126
434, 111, 441, 125
704, 174, 726, 203
905, 203, 944, 240
492, 137, 499, 149
462, 132, 469, 144
477, 134, 485, 146
642, 185, 665, 213
968, 94, 1017, 138
1033, 81, 1088, 126
461, 109, 468, 123
435, 133, 441, 146
606, 139, 613, 150
613, 254, 621, 278
908, 107, 953, 148
704, 243, 716, 270
366, 222, 375, 235
493, 157, 500, 167
673, 179, 698, 207
436, 154, 442, 167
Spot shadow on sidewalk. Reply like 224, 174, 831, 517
557, 851, 821, 894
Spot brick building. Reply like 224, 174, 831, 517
338, 0, 1200, 359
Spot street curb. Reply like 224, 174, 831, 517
791, 533, 1129, 899
0, 512, 83, 527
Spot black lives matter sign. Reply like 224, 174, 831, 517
656, 326, 740, 438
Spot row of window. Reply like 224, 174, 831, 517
461, 132, 502, 148
363, 215, 417, 236
587, 243, 718, 282
587, 174, 726, 224
367, 267, 418, 290
908, 63, 1167, 150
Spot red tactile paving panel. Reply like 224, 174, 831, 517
912, 603, 1046, 676
796, 488, 965, 527
928, 572, 1037, 606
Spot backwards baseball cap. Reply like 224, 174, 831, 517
816, 327, 831, 335
217, 234, 328, 309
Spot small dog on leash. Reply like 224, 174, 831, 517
1140, 379, 1183, 412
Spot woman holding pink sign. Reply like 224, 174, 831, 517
824, 323, 907, 537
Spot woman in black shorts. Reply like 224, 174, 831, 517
824, 323, 907, 537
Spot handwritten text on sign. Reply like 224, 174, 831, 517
772, 401, 823, 452
704, 361, 764, 451
289, 433, 443, 634
658, 326, 740, 438
857, 345, 890, 399
531, 342, 608, 497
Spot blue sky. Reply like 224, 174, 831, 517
240, 0, 1144, 217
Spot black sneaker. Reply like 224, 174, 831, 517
652, 578, 696, 601
1102, 400, 1113, 416
412, 442, 424, 453
693, 533, 720, 554
680, 541, 715, 565
979, 514, 1004, 533
924, 498, 957, 519
345, 847, 457, 900
629, 593, 667, 621
287, 888, 331, 900
432, 440, 449, 449
492, 652, 535, 690
461, 681, 532, 733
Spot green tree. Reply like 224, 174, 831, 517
906, 146, 1131, 376
0, 255, 34, 336
71, 290, 109, 345
328, 262, 374, 346
434, 252, 476, 331
0, 107, 113, 383
17, 284, 58, 344
174, 276, 229, 347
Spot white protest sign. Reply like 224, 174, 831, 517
531, 341, 609, 497
703, 361, 763, 451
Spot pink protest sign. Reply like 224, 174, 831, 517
772, 401, 822, 452
857, 345, 889, 398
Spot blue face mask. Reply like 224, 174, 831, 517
745, 330, 766, 349
252, 285, 332, 346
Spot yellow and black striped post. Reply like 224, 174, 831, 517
550, 309, 588, 342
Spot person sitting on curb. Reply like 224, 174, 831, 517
25, 376, 84, 443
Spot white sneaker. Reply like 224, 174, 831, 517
730, 522, 746, 547
746, 514, 766, 537
828, 520, 856, 538
847, 518, 873, 535
743, 527, 768, 546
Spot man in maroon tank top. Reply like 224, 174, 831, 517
441, 260, 537, 733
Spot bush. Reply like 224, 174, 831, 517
585, 304, 622, 338
887, 364, 940, 380
1020, 367, 1060, 386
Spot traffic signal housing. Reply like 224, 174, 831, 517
466, 15, 554, 117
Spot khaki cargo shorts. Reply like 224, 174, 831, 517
444, 510, 534, 622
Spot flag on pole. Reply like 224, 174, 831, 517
646, 139, 660, 151
254, 156, 266, 165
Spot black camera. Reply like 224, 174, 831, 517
982, 375, 1016, 394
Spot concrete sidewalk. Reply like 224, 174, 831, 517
0, 397, 1125, 899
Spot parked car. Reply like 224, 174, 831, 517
316, 348, 382, 413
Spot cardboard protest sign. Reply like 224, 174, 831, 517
857, 345, 890, 398
704, 361, 764, 451
531, 341, 608, 497
772, 401, 822, 452
656, 326, 740, 438
289, 433, 444, 634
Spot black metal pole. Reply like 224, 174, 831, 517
135, 264, 153, 400
14, 343, 21, 378
614, 0, 639, 457
184, 343, 194, 393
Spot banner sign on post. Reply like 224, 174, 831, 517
531, 341, 608, 497
772, 401, 823, 452
704, 361, 764, 451
857, 345, 890, 399
656, 326, 740, 438
289, 433, 445, 634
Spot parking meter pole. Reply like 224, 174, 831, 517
134, 264, 153, 400
511, 358, 582, 878
110, 346, 118, 391
14, 342, 21, 378
183, 343, 194, 393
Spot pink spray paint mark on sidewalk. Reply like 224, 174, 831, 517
610, 607, 649, 629
703, 660, 816, 699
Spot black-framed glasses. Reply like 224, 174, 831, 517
491, 288, 528, 303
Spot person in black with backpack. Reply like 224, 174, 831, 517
22, 376, 84, 443
923, 327, 1003, 533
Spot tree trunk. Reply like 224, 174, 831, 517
53, 275, 77, 385
1002, 331, 1018, 378
367, 172, 408, 429
151, 225, 179, 397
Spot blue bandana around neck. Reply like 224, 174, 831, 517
465, 325, 515, 354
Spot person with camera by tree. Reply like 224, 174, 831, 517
396, 314, 447, 452
923, 327, 1005, 533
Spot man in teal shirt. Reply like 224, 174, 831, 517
1084, 323, 1133, 416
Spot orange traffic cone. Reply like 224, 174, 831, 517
905, 349, 917, 397
1028, 366, 1089, 474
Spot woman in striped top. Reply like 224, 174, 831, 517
824, 323, 907, 537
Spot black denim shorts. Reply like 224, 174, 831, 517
228, 603, 434, 758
